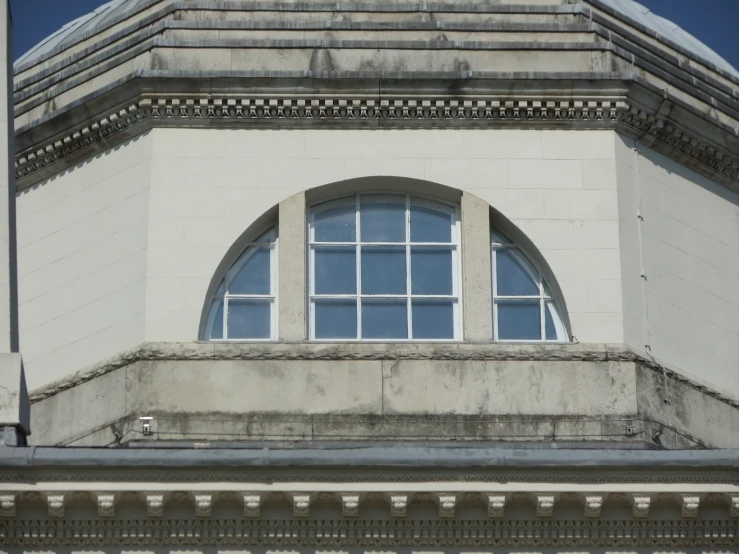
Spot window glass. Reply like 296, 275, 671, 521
230, 247, 271, 295
362, 299, 407, 339
497, 300, 540, 340
310, 194, 460, 340
411, 247, 453, 295
314, 299, 357, 339
496, 249, 538, 296
204, 228, 277, 340
361, 247, 406, 295
360, 196, 405, 242
314, 202, 356, 242
410, 202, 453, 243
492, 232, 567, 342
228, 299, 271, 339
411, 299, 455, 339
314, 247, 356, 295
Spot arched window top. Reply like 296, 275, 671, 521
309, 193, 461, 341
491, 230, 567, 342
204, 228, 277, 341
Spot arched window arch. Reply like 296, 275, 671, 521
203, 228, 277, 340
491, 230, 567, 342
308, 193, 461, 340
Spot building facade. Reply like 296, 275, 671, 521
1, 0, 739, 552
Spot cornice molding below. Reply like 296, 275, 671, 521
0, 515, 737, 548
13, 88, 739, 193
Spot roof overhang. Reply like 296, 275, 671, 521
11, 1, 739, 191
1, 445, 738, 547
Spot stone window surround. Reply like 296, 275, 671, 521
201, 181, 571, 344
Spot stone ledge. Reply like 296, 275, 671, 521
27, 340, 739, 411
29, 341, 627, 403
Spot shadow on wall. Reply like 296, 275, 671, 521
16, 130, 152, 198
637, 140, 739, 208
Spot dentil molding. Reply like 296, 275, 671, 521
13, 92, 739, 192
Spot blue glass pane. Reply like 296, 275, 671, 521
545, 302, 561, 340
360, 198, 405, 242
362, 299, 408, 339
315, 300, 357, 339
230, 247, 271, 294
411, 247, 453, 295
496, 249, 538, 296
361, 246, 406, 295
412, 300, 454, 339
227, 299, 271, 339
497, 300, 541, 340
314, 247, 356, 294
314, 203, 356, 242
209, 300, 223, 340
410, 203, 452, 243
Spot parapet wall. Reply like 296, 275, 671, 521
27, 342, 739, 449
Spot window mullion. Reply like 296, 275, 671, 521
405, 194, 412, 340
356, 194, 362, 340
223, 296, 229, 340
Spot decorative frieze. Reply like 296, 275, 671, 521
244, 493, 261, 518
0, 494, 15, 517
194, 494, 212, 518
292, 494, 310, 518
1, 487, 737, 526
632, 494, 651, 518
341, 494, 360, 517
487, 494, 506, 517
681, 494, 700, 518
46, 494, 65, 518
1, 517, 736, 548
14, 92, 739, 190
390, 494, 408, 518
536, 494, 556, 517
584, 494, 603, 518
730, 494, 739, 518
436, 494, 456, 518
96, 493, 115, 518
146, 494, 164, 517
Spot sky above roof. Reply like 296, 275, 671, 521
9, 0, 739, 73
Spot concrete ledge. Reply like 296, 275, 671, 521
23, 341, 739, 449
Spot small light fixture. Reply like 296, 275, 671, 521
139, 417, 154, 436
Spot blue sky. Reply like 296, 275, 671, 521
9, 0, 739, 71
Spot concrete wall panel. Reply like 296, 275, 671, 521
616, 134, 739, 399
16, 133, 153, 390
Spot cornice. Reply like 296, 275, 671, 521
0, 489, 737, 547
13, 86, 739, 193
2, 517, 735, 548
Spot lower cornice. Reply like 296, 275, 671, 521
0, 486, 738, 547
1, 517, 738, 548
13, 77, 739, 193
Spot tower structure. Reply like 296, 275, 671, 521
1, 0, 738, 551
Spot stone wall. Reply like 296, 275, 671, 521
15, 133, 153, 389
616, 134, 739, 400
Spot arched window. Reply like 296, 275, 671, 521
204, 228, 277, 340
491, 231, 567, 341
309, 194, 460, 340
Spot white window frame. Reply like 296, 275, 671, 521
308, 193, 462, 342
204, 228, 278, 341
491, 232, 567, 343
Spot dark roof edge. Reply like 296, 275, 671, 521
1, 446, 738, 469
